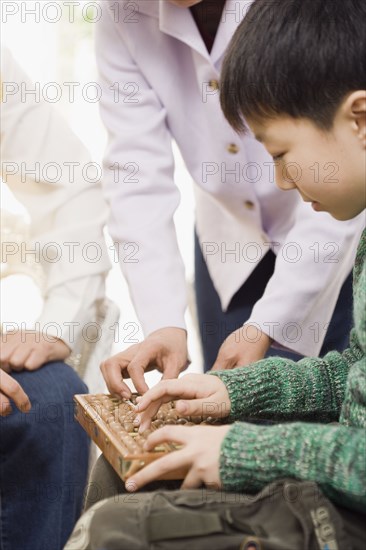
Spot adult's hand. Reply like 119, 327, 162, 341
0, 369, 32, 416
126, 424, 231, 491
0, 330, 71, 372
100, 327, 189, 398
135, 373, 231, 432
211, 324, 272, 371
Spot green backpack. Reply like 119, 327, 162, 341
65, 479, 364, 549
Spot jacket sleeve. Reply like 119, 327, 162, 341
245, 199, 363, 356
95, 5, 187, 337
1, 49, 111, 349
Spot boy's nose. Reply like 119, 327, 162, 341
275, 165, 298, 191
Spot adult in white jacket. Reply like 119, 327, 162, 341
1, 48, 111, 371
0, 49, 111, 549
97, 0, 362, 396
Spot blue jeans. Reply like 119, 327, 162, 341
0, 362, 90, 550
194, 233, 354, 372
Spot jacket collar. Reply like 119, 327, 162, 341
159, 0, 209, 60
211, 1, 253, 64
137, 1, 251, 63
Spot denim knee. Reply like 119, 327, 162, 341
2, 362, 88, 442
11, 361, 88, 406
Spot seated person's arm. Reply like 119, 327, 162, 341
0, 49, 110, 368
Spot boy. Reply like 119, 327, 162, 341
66, 0, 365, 548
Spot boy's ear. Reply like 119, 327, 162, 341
344, 91, 366, 148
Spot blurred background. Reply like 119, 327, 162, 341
1, 0, 203, 385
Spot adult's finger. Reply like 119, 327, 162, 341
160, 357, 189, 380
8, 346, 31, 371
0, 335, 20, 363
100, 359, 132, 399
0, 371, 31, 413
126, 353, 150, 395
24, 349, 45, 370
210, 354, 236, 372
0, 392, 12, 416
0, 362, 12, 374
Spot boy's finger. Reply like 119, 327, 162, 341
144, 425, 191, 450
181, 468, 202, 489
126, 450, 190, 491
137, 378, 197, 413
175, 397, 221, 418
137, 401, 162, 432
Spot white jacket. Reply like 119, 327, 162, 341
1, 48, 111, 351
96, 0, 363, 355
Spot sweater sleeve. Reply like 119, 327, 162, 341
219, 412, 366, 512
209, 330, 363, 423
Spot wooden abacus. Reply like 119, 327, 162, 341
74, 393, 220, 481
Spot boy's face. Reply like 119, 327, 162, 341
248, 94, 366, 221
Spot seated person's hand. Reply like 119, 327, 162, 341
211, 324, 273, 371
100, 327, 189, 398
126, 424, 231, 491
136, 373, 231, 432
0, 330, 71, 372
0, 369, 32, 416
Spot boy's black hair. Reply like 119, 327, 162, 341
220, 0, 366, 132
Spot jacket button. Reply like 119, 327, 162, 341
244, 200, 255, 210
209, 79, 219, 90
227, 143, 239, 154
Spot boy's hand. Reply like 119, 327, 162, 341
0, 369, 32, 416
126, 425, 231, 491
0, 331, 71, 372
135, 373, 231, 432
100, 327, 189, 398
211, 324, 273, 371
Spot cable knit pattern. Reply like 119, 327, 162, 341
210, 228, 366, 512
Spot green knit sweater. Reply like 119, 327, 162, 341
210, 228, 366, 512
